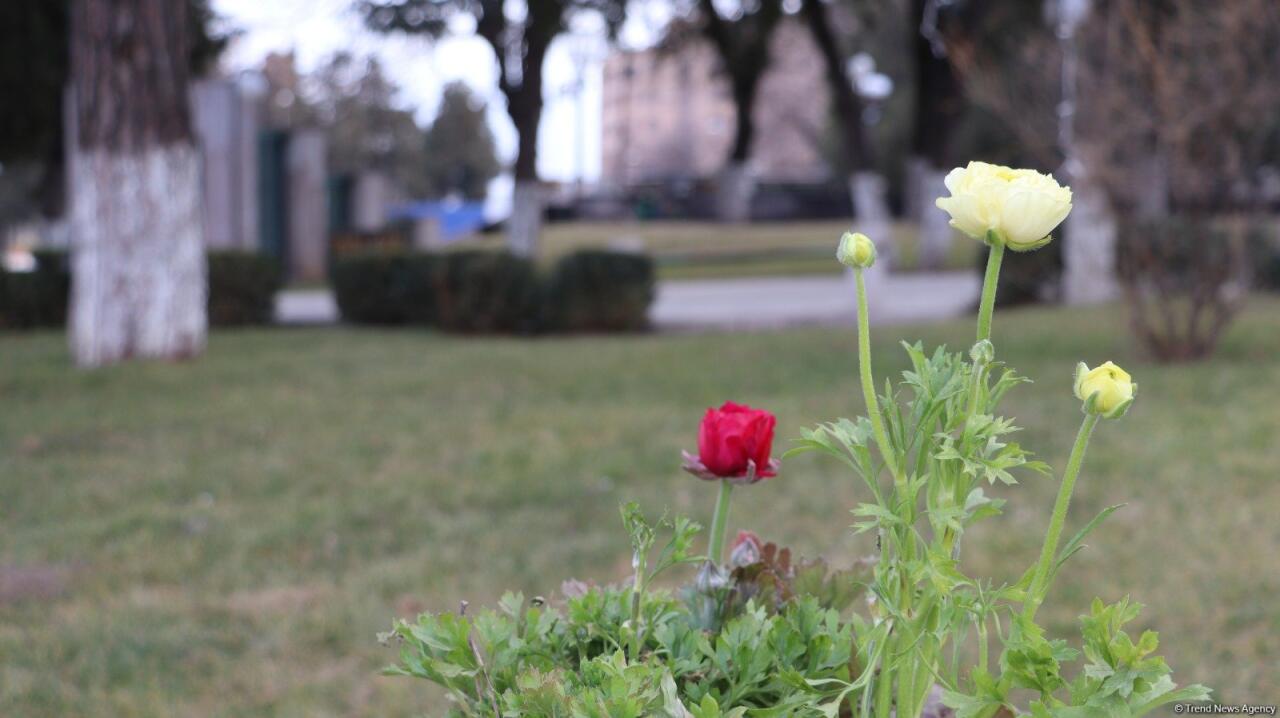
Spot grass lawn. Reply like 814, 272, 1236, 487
2, 299, 1278, 716
474, 220, 979, 280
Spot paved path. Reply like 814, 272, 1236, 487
275, 271, 980, 330
650, 272, 979, 331
275, 289, 339, 326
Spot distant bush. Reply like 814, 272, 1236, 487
207, 251, 283, 326
0, 249, 70, 328
1117, 215, 1250, 361
330, 249, 655, 334
542, 250, 654, 332
331, 251, 441, 325
434, 251, 540, 333
1248, 220, 1280, 292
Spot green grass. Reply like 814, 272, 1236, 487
2, 299, 1279, 716
467, 220, 978, 280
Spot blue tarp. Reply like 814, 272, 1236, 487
386, 201, 488, 243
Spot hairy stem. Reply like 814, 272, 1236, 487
976, 240, 1005, 343
874, 630, 896, 718
1024, 413, 1100, 621
707, 479, 734, 565
629, 555, 645, 660
855, 268, 900, 482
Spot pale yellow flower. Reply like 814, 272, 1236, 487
1074, 361, 1137, 418
935, 161, 1072, 251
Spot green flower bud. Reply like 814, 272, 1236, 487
837, 232, 877, 269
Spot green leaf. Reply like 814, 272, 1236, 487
1053, 505, 1126, 578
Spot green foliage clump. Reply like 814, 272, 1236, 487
383, 508, 862, 717
541, 250, 654, 333
207, 251, 283, 326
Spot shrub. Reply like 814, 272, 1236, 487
0, 249, 70, 328
207, 251, 283, 326
541, 250, 654, 332
1247, 220, 1280, 292
434, 250, 539, 334
330, 251, 441, 325
1116, 215, 1250, 361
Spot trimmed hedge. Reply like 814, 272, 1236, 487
329, 248, 655, 334
0, 250, 70, 328
331, 252, 441, 325
542, 250, 654, 332
207, 251, 283, 326
434, 251, 540, 333
0, 249, 281, 329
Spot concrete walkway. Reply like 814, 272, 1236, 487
650, 272, 980, 331
275, 289, 339, 326
275, 271, 981, 330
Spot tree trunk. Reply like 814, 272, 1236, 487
508, 180, 545, 258
69, 145, 207, 364
1063, 162, 1119, 305
908, 159, 953, 270
716, 79, 760, 222
716, 161, 755, 223
850, 171, 893, 271
500, 23, 548, 257
803, 0, 896, 272
69, 0, 206, 366
697, 0, 781, 222
905, 0, 964, 270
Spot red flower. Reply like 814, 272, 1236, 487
682, 402, 779, 484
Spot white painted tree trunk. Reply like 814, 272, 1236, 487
69, 144, 207, 367
508, 179, 545, 258
907, 159, 953, 270
716, 162, 755, 223
850, 171, 893, 273
1063, 167, 1119, 305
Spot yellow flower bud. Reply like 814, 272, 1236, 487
837, 232, 876, 269
1074, 361, 1137, 418
935, 161, 1073, 251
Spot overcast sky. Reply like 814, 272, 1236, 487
211, 0, 675, 197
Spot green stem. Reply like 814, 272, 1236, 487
707, 480, 734, 565
975, 240, 1005, 343
977, 619, 989, 675
897, 629, 916, 718
1023, 413, 1099, 622
857, 269, 920, 718
629, 554, 645, 660
874, 630, 896, 718
855, 268, 900, 482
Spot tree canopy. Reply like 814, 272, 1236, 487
423, 82, 500, 201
